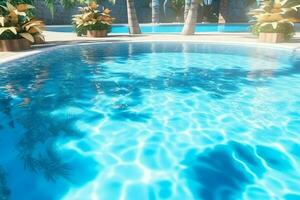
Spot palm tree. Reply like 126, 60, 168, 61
42, 0, 115, 15
126, 0, 141, 34
43, 0, 80, 14
152, 0, 160, 23
181, 0, 201, 35
184, 0, 191, 20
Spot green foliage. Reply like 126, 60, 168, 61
85, 22, 111, 31
0, 0, 33, 5
72, 2, 114, 35
45, 0, 115, 15
0, 29, 21, 40
248, 0, 300, 40
1, 0, 115, 16
0, 1, 44, 41
0, 0, 35, 16
43, 0, 55, 15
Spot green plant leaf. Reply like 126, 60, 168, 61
272, 22, 278, 29
15, 11, 27, 16
20, 32, 34, 42
0, 16, 4, 26
0, 5, 8, 11
35, 33, 45, 41
27, 4, 35, 10
0, 27, 17, 35
281, 0, 289, 6
32, 26, 43, 34
292, 5, 300, 11
260, 22, 270, 27
6, 2, 16, 12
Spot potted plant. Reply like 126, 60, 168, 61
249, 0, 300, 43
0, 1, 45, 51
72, 1, 114, 38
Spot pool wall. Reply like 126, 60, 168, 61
45, 23, 250, 34
45, 23, 300, 34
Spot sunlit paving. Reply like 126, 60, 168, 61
1, 0, 300, 200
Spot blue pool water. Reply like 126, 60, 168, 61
46, 24, 250, 33
0, 42, 300, 200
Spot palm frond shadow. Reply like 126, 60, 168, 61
0, 167, 10, 200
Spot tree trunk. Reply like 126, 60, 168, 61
126, 0, 141, 34
182, 0, 198, 35
184, 0, 191, 20
152, 0, 160, 23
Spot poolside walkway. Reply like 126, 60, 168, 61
1, 32, 300, 62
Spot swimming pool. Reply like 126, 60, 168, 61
0, 42, 300, 200
46, 24, 250, 33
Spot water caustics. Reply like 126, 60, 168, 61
0, 42, 300, 200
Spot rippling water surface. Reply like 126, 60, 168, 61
0, 42, 300, 200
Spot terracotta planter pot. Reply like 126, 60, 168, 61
0, 38, 31, 51
87, 30, 107, 38
259, 33, 285, 43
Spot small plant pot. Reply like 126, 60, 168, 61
87, 30, 107, 37
0, 38, 31, 51
259, 33, 285, 43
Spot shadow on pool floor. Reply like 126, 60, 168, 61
181, 141, 294, 200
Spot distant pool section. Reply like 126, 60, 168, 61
46, 23, 250, 34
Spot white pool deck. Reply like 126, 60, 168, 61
1, 31, 300, 63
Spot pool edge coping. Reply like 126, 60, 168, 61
0, 40, 298, 65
